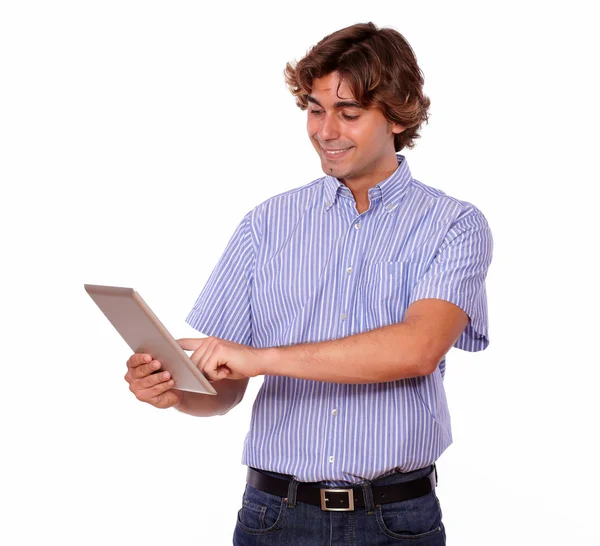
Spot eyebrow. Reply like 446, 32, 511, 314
307, 95, 363, 109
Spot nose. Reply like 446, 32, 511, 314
317, 112, 340, 142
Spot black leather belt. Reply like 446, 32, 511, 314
247, 466, 437, 512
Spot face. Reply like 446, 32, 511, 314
307, 71, 404, 188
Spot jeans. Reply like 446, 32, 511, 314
232, 465, 445, 545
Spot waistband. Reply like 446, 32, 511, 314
246, 465, 437, 512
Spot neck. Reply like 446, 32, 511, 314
341, 160, 399, 214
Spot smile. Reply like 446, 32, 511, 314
321, 146, 352, 158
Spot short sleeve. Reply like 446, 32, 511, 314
408, 209, 493, 351
185, 212, 255, 346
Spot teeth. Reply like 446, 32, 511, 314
325, 148, 349, 155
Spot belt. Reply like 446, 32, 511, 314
246, 466, 437, 512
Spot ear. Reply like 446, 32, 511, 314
391, 123, 406, 135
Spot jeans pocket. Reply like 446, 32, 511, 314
375, 492, 443, 541
236, 485, 286, 535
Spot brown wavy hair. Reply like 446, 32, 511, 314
284, 22, 430, 152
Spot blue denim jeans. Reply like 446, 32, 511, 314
232, 465, 445, 545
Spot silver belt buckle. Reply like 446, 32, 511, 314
320, 488, 355, 511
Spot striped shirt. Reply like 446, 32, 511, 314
186, 154, 493, 485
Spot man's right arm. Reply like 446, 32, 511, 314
124, 352, 248, 416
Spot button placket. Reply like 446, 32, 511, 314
338, 212, 367, 337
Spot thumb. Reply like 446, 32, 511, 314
176, 338, 205, 351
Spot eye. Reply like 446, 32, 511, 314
342, 114, 359, 121
309, 109, 324, 116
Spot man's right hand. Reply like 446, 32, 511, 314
124, 353, 183, 409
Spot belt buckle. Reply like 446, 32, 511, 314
320, 488, 354, 511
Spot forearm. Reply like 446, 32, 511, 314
263, 322, 432, 384
174, 378, 248, 417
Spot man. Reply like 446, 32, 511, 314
125, 22, 492, 545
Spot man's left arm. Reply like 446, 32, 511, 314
286, 207, 493, 383
180, 299, 467, 383
181, 208, 492, 383
262, 298, 469, 382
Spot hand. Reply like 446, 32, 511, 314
124, 353, 183, 409
177, 337, 265, 382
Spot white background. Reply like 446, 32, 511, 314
1, 1, 598, 544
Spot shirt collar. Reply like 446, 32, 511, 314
323, 154, 413, 214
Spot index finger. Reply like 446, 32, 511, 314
176, 338, 204, 351
128, 353, 153, 368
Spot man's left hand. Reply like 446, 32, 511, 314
176, 337, 266, 382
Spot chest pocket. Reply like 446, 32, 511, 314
360, 261, 428, 329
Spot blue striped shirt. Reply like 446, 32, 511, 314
186, 154, 493, 485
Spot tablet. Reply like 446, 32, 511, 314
84, 284, 217, 395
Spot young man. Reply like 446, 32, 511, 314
125, 22, 492, 545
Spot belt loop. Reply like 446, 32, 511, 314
360, 480, 375, 514
286, 477, 299, 509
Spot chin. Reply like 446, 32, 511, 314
320, 159, 348, 178
322, 164, 343, 178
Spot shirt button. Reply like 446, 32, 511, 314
332, 409, 338, 416
328, 456, 335, 463
346, 267, 353, 274
354, 223, 361, 230
386, 204, 394, 211
340, 313, 347, 321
